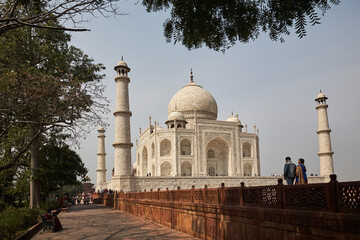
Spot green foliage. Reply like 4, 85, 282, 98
142, 0, 340, 51
37, 144, 88, 199
0, 206, 40, 239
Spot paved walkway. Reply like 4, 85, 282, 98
32, 204, 199, 240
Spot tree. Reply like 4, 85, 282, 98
37, 144, 88, 201
142, 0, 340, 51
0, 21, 108, 208
0, 0, 121, 35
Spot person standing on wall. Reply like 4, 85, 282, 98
295, 158, 308, 184
284, 156, 296, 185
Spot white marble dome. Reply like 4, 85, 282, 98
168, 82, 218, 120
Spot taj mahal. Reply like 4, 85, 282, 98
95, 58, 335, 192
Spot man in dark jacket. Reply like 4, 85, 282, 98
284, 156, 296, 185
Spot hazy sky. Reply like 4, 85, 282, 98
70, 1, 360, 183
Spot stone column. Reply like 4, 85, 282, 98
113, 58, 133, 177
315, 91, 334, 176
96, 127, 106, 190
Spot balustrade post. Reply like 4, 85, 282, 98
166, 188, 169, 201
203, 185, 207, 205
277, 178, 284, 209
220, 183, 225, 205
239, 182, 245, 206
191, 185, 195, 203
177, 186, 180, 202
328, 174, 338, 212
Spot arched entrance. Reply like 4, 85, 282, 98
206, 137, 229, 176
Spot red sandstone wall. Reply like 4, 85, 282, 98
98, 177, 360, 240
101, 197, 360, 240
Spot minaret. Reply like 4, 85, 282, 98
113, 57, 133, 176
96, 126, 106, 190
315, 91, 334, 176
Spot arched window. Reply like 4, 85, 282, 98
170, 124, 174, 128
181, 161, 192, 176
160, 161, 172, 176
160, 139, 171, 156
177, 124, 182, 128
207, 149, 215, 158
151, 142, 155, 158
243, 142, 252, 158
180, 139, 191, 155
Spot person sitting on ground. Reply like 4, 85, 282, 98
295, 158, 308, 184
43, 209, 63, 232
52, 210, 63, 232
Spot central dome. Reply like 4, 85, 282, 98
168, 81, 218, 120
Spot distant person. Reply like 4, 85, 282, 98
295, 158, 308, 184
283, 156, 296, 185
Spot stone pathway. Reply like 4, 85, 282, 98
32, 204, 199, 240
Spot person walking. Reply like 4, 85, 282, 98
295, 158, 308, 184
283, 156, 296, 185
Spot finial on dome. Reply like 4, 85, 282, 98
190, 69, 194, 83
121, 55, 123, 61
231, 111, 233, 115
320, 89, 322, 93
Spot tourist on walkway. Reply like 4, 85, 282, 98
283, 156, 296, 185
295, 158, 308, 184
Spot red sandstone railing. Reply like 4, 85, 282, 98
99, 174, 359, 214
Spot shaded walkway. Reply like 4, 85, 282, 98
32, 204, 198, 239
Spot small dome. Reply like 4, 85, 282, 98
226, 115, 240, 123
98, 126, 105, 133
167, 111, 186, 122
316, 92, 326, 99
315, 91, 328, 101
156, 125, 163, 130
116, 60, 128, 67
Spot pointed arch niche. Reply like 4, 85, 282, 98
142, 147, 148, 176
160, 161, 172, 176
160, 139, 171, 156
243, 142, 252, 158
206, 137, 230, 176
180, 138, 191, 155
181, 161, 192, 176
243, 162, 252, 176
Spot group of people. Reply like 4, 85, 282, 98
283, 156, 308, 185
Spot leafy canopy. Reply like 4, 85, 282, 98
142, 0, 341, 51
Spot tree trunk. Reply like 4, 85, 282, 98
30, 124, 41, 209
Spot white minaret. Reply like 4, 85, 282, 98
96, 126, 106, 190
113, 57, 133, 176
315, 91, 334, 176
